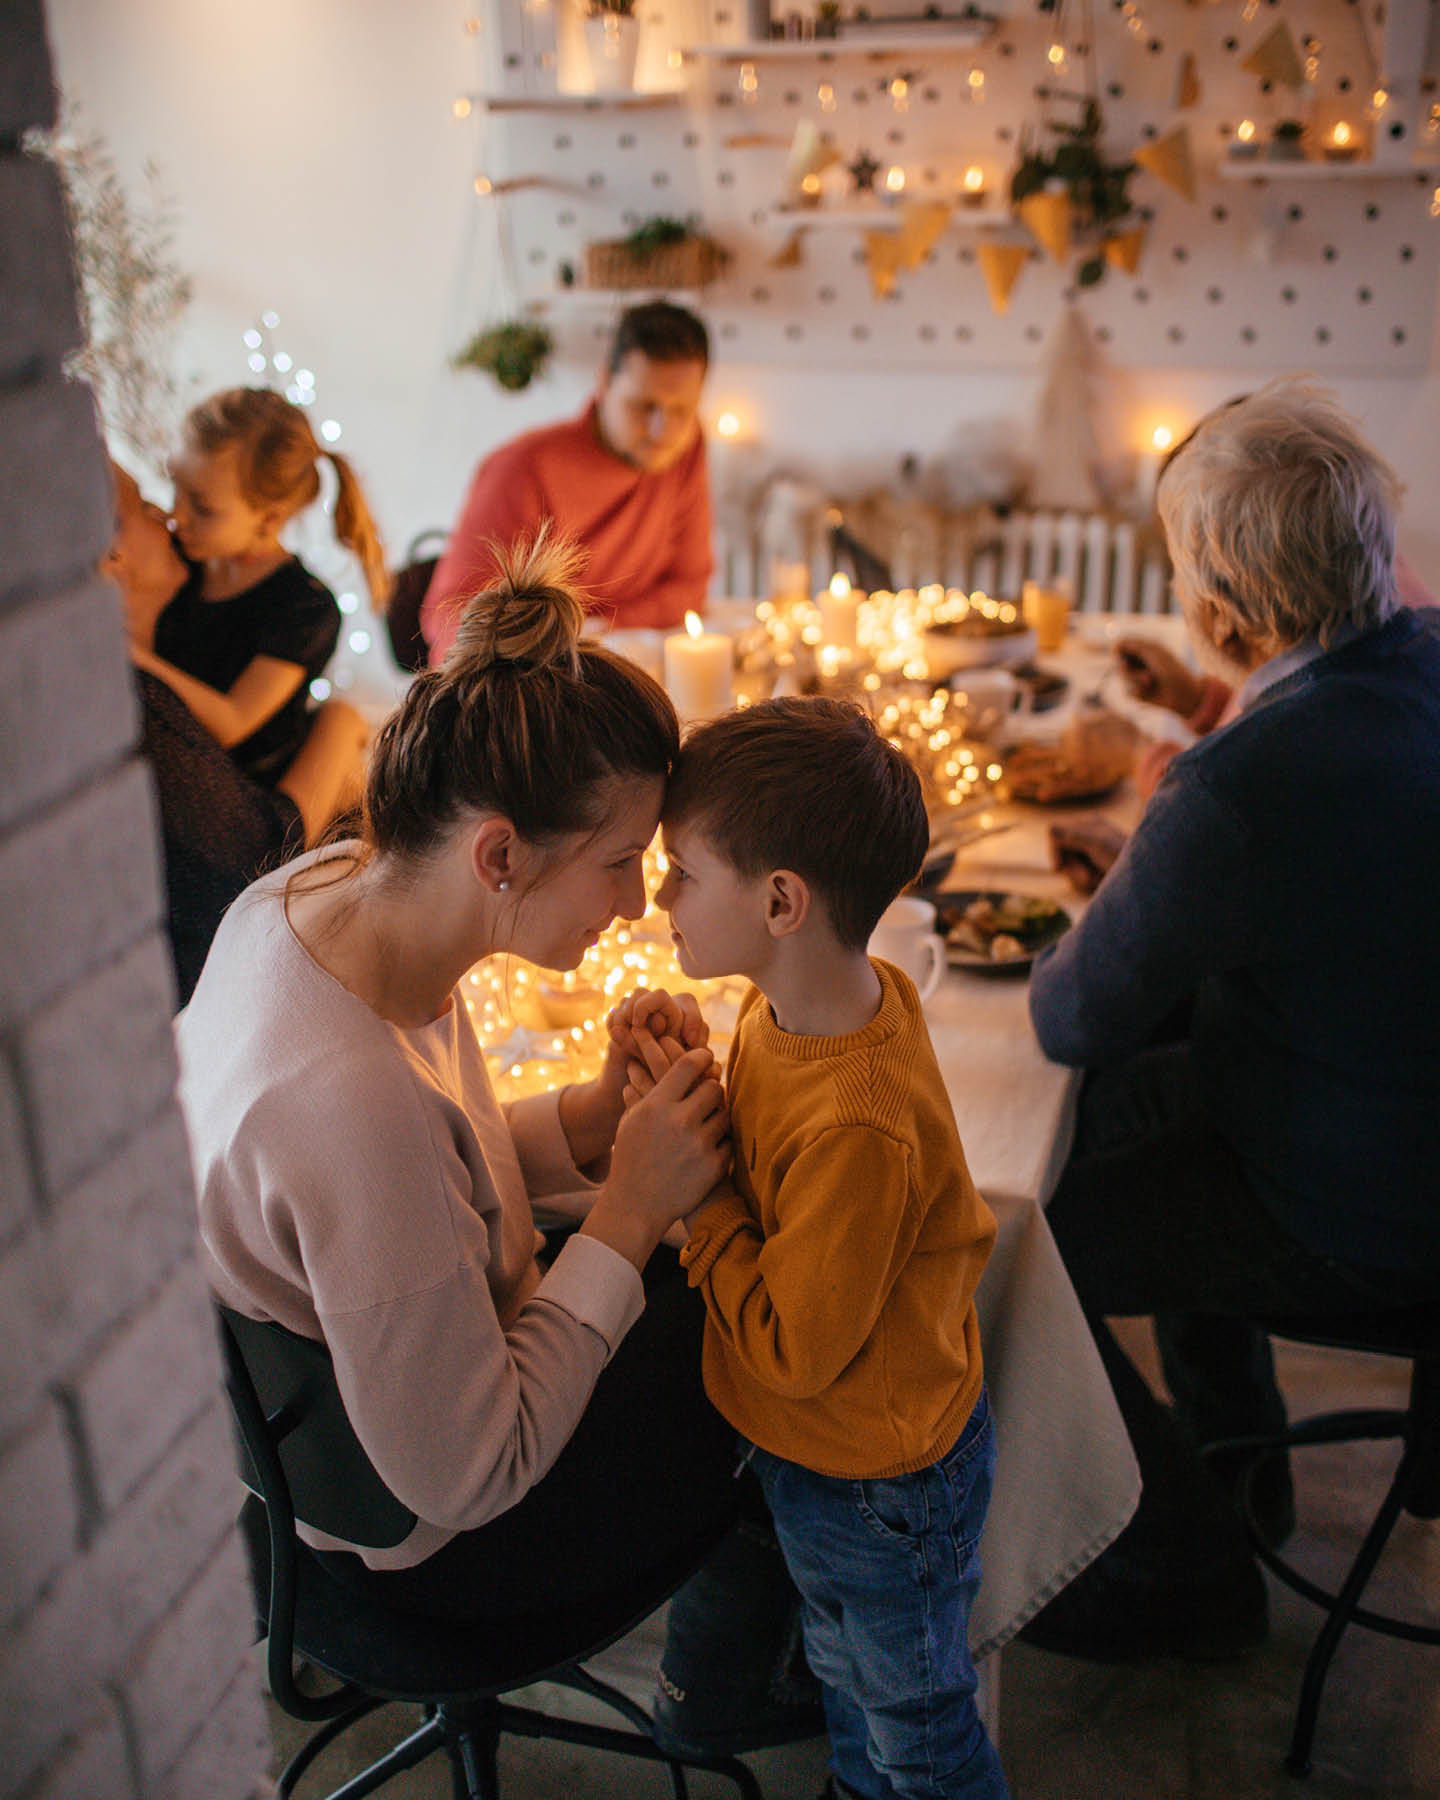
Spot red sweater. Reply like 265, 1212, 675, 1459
422, 402, 713, 662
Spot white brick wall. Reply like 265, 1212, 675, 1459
0, 9, 271, 1797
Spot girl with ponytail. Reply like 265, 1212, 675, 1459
176, 526, 739, 1623
133, 386, 389, 787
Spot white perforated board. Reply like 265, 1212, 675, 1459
468, 0, 1439, 372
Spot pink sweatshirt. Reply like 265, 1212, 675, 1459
176, 849, 642, 1569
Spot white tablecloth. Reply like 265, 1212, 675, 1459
932, 616, 1197, 1653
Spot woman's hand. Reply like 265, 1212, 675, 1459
1048, 815, 1127, 896
581, 1047, 732, 1269
1114, 637, 1206, 720
560, 988, 710, 1165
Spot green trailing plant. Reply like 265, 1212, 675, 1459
1010, 97, 1137, 288
452, 318, 554, 392
34, 119, 193, 474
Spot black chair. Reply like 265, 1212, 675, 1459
385, 529, 448, 674
1205, 1305, 1440, 1777
216, 1305, 766, 1800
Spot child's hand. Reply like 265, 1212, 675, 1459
608, 988, 709, 1058
603, 988, 709, 1109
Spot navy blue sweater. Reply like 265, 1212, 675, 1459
1030, 610, 1440, 1275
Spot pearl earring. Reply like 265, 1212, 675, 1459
497, 880, 510, 891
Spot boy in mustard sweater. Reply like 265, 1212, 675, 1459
633, 696, 1006, 1800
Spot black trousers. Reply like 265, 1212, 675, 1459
317, 1247, 739, 1623
1045, 1040, 1437, 1570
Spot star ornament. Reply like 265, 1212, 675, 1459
848, 149, 881, 193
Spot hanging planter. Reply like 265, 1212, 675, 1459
451, 317, 555, 392
1009, 98, 1137, 289
583, 0, 640, 93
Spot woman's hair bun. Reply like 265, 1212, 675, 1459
448, 523, 589, 675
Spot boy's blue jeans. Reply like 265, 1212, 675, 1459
744, 1389, 1009, 1800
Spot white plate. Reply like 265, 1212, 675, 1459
923, 625, 1037, 677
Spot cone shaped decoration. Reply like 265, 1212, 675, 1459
1241, 21, 1306, 90
1017, 188, 1073, 262
1173, 51, 1200, 110
769, 226, 808, 269
898, 202, 951, 271
1103, 223, 1147, 275
977, 240, 1029, 315
865, 230, 905, 298
1134, 126, 1196, 203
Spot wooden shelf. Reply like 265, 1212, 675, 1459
469, 91, 683, 112
684, 27, 992, 61
1217, 155, 1440, 181
770, 201, 1009, 227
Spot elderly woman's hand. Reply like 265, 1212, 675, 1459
1048, 815, 1127, 896
1114, 637, 1207, 719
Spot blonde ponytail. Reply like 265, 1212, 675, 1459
327, 449, 391, 614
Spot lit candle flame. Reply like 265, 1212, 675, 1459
885, 166, 906, 193
1152, 425, 1174, 452
716, 410, 741, 439
963, 165, 984, 192
1331, 121, 1352, 148
685, 611, 703, 640
1237, 119, 1256, 144
829, 572, 852, 600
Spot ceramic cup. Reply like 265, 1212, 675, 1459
948, 668, 1034, 745
868, 896, 946, 1002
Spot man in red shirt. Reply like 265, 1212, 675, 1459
422, 302, 714, 662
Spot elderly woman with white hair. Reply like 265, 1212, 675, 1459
1021, 379, 1440, 1663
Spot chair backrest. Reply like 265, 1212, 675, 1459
385, 557, 438, 674
218, 1305, 416, 1550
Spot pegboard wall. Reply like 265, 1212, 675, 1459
463, 0, 1440, 372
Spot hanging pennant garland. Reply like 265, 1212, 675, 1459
1103, 223, 1147, 275
1172, 51, 1200, 111
976, 239, 1030, 315
1017, 187, 1073, 262
865, 230, 906, 299
897, 202, 952, 272
1240, 21, 1307, 92
1133, 125, 1196, 203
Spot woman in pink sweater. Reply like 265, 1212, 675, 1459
178, 526, 737, 1621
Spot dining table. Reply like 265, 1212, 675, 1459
915, 610, 1194, 1665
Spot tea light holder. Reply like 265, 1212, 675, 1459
1323, 120, 1361, 162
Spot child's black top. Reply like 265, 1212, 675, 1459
154, 555, 341, 783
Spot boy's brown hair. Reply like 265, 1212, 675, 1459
664, 696, 928, 949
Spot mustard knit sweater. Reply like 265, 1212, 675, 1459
681, 961, 996, 1479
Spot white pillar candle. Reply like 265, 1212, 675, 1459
664, 611, 733, 720
818, 572, 861, 650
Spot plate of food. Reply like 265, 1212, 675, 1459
932, 890, 1071, 972
1002, 711, 1140, 805
923, 614, 1037, 676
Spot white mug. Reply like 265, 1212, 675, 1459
868, 896, 946, 1002
949, 669, 1034, 745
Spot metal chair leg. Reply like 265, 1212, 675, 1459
1284, 1443, 1419, 1777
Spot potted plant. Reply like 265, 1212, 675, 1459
451, 317, 554, 392
584, 215, 731, 289
1269, 119, 1308, 162
584, 0, 640, 93
1009, 98, 1137, 287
